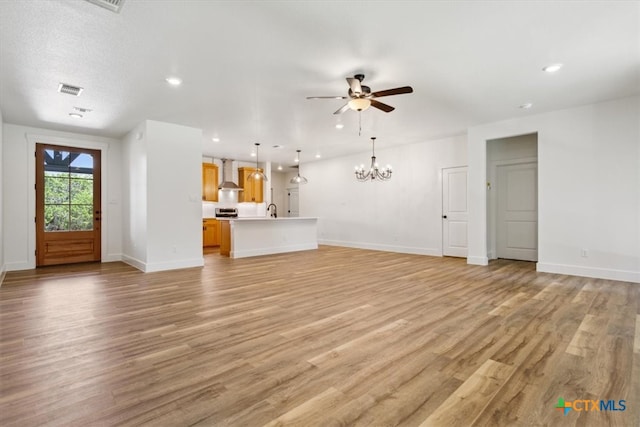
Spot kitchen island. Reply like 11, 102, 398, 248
219, 217, 318, 258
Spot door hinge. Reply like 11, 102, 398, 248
34, 217, 36, 223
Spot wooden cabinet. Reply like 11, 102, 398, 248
202, 163, 219, 202
238, 167, 264, 203
219, 220, 231, 256
203, 219, 220, 247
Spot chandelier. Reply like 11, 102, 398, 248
249, 142, 268, 181
290, 149, 308, 184
355, 137, 392, 181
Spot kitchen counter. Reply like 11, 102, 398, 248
219, 217, 318, 258
217, 216, 317, 221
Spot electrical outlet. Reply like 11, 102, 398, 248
580, 249, 588, 258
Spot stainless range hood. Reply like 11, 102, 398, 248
218, 159, 241, 190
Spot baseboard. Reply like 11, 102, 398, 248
143, 257, 204, 273
122, 255, 204, 273
231, 243, 318, 259
121, 255, 146, 272
5, 261, 33, 271
319, 239, 441, 257
536, 262, 640, 284
467, 256, 489, 266
103, 253, 123, 262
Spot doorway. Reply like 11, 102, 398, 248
35, 144, 102, 266
486, 133, 538, 262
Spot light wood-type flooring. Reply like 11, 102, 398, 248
1, 246, 639, 426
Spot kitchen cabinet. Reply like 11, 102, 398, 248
203, 218, 220, 247
202, 163, 219, 202
238, 167, 264, 203
219, 220, 231, 256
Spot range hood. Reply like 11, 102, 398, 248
218, 159, 241, 190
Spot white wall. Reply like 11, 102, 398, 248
122, 120, 203, 272
469, 96, 640, 283
121, 122, 148, 267
301, 134, 467, 255
2, 123, 122, 270
0, 109, 4, 284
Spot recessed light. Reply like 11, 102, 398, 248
335, 123, 344, 129
315, 153, 321, 159
542, 63, 563, 73
277, 165, 283, 171
69, 112, 83, 118
165, 77, 182, 86
250, 151, 256, 157
519, 103, 533, 109
212, 137, 220, 142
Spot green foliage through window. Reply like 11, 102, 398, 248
43, 151, 94, 232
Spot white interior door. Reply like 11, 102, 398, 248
287, 188, 299, 217
497, 162, 538, 261
442, 166, 468, 257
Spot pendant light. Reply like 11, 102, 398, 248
290, 149, 308, 184
249, 142, 268, 181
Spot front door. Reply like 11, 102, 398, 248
35, 144, 101, 266
442, 166, 468, 257
496, 162, 538, 261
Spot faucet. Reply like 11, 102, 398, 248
267, 203, 277, 218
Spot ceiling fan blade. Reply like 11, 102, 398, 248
306, 96, 348, 99
371, 99, 395, 113
371, 86, 413, 98
333, 104, 350, 115
347, 77, 362, 95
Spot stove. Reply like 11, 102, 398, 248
215, 207, 238, 218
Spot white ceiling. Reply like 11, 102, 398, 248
1, 1, 638, 165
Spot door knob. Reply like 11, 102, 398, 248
442, 215, 447, 219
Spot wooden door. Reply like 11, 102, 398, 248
496, 162, 538, 261
442, 166, 468, 257
36, 144, 101, 266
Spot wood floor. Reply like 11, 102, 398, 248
1, 246, 638, 426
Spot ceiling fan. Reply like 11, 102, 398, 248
307, 74, 413, 114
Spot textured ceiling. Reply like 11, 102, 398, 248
0, 1, 638, 165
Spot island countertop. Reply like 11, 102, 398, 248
217, 216, 317, 221
219, 217, 318, 258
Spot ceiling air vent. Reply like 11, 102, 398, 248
84, 0, 125, 13
58, 83, 83, 97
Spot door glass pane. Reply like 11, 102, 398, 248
70, 178, 93, 204
45, 205, 69, 231
44, 176, 70, 204
70, 205, 93, 231
42, 149, 94, 232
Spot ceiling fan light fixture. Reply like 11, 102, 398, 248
348, 98, 371, 111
